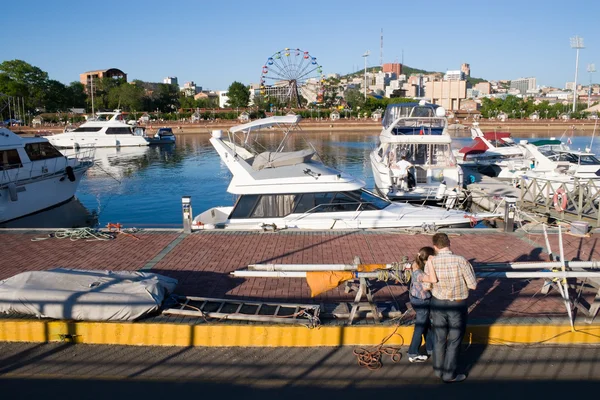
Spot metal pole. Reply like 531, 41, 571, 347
231, 270, 600, 279
249, 260, 600, 271
574, 47, 580, 113
182, 196, 192, 234
364, 55, 367, 101
588, 64, 596, 109
571, 36, 584, 113
503, 196, 517, 232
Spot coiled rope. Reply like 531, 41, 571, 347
31, 228, 116, 242
353, 325, 405, 370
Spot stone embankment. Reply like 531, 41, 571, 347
17, 119, 599, 137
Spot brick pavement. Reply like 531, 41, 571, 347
1, 229, 599, 323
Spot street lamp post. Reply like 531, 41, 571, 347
588, 63, 596, 109
570, 36, 584, 113
362, 50, 370, 101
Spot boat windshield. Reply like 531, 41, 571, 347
578, 154, 600, 164
542, 150, 600, 165
229, 190, 390, 219
391, 143, 456, 167
489, 139, 515, 148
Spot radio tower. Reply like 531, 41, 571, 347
380, 28, 383, 66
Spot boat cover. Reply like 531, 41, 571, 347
252, 149, 315, 170
0, 268, 178, 321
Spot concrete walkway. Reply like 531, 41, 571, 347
0, 342, 599, 399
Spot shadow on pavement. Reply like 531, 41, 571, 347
1, 378, 599, 400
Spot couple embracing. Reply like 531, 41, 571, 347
407, 232, 477, 384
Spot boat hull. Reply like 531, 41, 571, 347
192, 204, 480, 231
0, 168, 87, 223
48, 133, 149, 148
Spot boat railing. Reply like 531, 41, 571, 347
385, 117, 446, 131
288, 200, 379, 222
0, 148, 95, 187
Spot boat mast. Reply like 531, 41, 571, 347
90, 75, 95, 118
588, 118, 598, 152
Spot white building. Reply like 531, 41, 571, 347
444, 70, 465, 81
510, 77, 536, 95
217, 91, 229, 108
181, 81, 200, 97
163, 77, 178, 85
546, 91, 571, 100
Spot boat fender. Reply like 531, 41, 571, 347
7, 182, 18, 201
65, 166, 76, 182
553, 188, 568, 212
436, 181, 447, 200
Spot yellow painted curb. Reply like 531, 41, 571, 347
1, 320, 599, 347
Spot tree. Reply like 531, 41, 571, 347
66, 82, 87, 109
43, 80, 68, 112
151, 83, 180, 113
226, 81, 250, 108
343, 88, 365, 109
108, 83, 145, 111
0, 59, 49, 109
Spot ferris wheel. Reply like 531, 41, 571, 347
260, 48, 324, 107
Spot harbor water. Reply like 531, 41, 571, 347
2, 130, 599, 229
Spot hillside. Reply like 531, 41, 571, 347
342, 65, 487, 85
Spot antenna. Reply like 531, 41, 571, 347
401, 49, 404, 65
380, 28, 383, 66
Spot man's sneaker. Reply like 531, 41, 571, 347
443, 373, 467, 383
408, 355, 428, 363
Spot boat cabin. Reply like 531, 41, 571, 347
157, 128, 175, 138
375, 139, 456, 184
382, 103, 446, 135
229, 189, 390, 220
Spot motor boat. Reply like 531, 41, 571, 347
0, 127, 94, 224
146, 127, 176, 145
513, 139, 600, 197
46, 110, 149, 149
455, 122, 530, 178
191, 115, 494, 231
369, 101, 464, 207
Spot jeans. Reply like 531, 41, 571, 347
408, 295, 433, 357
430, 297, 468, 381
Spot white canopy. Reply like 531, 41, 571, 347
229, 115, 302, 134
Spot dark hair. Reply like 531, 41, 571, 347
414, 246, 435, 269
432, 232, 450, 249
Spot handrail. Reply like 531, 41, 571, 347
518, 175, 600, 226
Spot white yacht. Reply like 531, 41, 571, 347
369, 101, 464, 207
512, 139, 600, 196
0, 127, 94, 223
455, 123, 529, 178
47, 110, 149, 149
191, 116, 493, 231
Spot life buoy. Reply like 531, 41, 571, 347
65, 166, 76, 182
553, 188, 568, 212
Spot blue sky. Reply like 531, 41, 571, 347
2, 0, 599, 91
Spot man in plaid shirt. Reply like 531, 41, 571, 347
425, 233, 477, 383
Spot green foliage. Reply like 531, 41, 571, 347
343, 88, 365, 108
226, 81, 250, 108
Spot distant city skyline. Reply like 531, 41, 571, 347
2, 0, 600, 91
